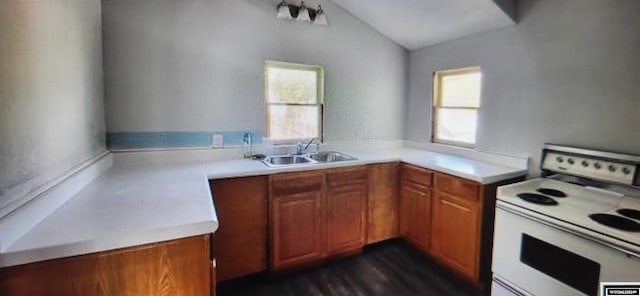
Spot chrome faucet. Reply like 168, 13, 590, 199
296, 138, 319, 155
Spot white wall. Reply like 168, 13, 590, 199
0, 0, 106, 214
407, 0, 640, 173
102, 0, 408, 142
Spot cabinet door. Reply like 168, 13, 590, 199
400, 182, 432, 253
270, 191, 323, 271
367, 162, 400, 244
209, 176, 267, 282
0, 236, 211, 296
325, 183, 366, 255
431, 189, 480, 280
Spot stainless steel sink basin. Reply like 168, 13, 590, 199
263, 155, 316, 167
261, 151, 357, 168
308, 151, 357, 162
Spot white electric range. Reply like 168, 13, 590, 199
492, 144, 640, 296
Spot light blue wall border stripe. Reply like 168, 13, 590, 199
219, 131, 264, 147
107, 131, 264, 150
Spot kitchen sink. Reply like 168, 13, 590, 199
263, 155, 316, 166
308, 151, 357, 162
261, 151, 357, 168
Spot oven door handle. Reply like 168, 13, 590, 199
493, 274, 533, 296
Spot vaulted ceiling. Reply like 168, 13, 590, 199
329, 0, 517, 50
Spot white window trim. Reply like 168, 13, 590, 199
431, 66, 481, 148
264, 60, 324, 145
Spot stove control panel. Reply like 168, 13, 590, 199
542, 151, 637, 185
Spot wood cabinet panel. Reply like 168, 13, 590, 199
0, 235, 211, 296
209, 176, 268, 282
270, 166, 368, 271
326, 165, 368, 187
399, 163, 433, 254
270, 170, 323, 197
271, 192, 323, 270
270, 170, 324, 271
211, 260, 216, 296
431, 189, 480, 280
367, 162, 400, 244
326, 183, 366, 255
401, 163, 433, 187
433, 172, 479, 202
325, 166, 367, 255
400, 182, 432, 253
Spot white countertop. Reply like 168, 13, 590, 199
0, 147, 527, 268
199, 148, 526, 184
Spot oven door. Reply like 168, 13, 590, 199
492, 202, 640, 296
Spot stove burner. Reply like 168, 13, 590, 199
589, 214, 640, 232
617, 209, 640, 221
517, 193, 558, 205
536, 188, 567, 197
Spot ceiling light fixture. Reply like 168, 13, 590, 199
296, 1, 311, 22
313, 5, 327, 26
276, 0, 292, 20
276, 1, 328, 26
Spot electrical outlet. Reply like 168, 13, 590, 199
213, 134, 223, 148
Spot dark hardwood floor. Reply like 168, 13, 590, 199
217, 240, 481, 296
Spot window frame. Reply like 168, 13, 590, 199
431, 66, 481, 148
264, 60, 324, 145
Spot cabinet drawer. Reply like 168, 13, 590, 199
270, 171, 323, 196
326, 166, 368, 187
401, 163, 433, 187
433, 173, 479, 202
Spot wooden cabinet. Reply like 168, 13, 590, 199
209, 176, 268, 282
433, 172, 479, 202
325, 166, 367, 255
211, 161, 521, 289
398, 165, 523, 290
269, 170, 324, 271
430, 172, 485, 283
0, 235, 212, 296
431, 189, 480, 280
400, 181, 432, 253
399, 163, 433, 254
269, 166, 367, 271
434, 174, 524, 290
366, 162, 400, 244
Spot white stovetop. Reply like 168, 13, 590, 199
0, 146, 527, 268
498, 178, 640, 250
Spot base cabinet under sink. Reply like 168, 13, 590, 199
269, 166, 367, 271
270, 170, 324, 270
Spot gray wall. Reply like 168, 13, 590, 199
0, 0, 105, 213
407, 0, 640, 172
102, 0, 408, 142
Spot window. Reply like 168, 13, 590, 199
265, 61, 323, 143
432, 67, 481, 147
